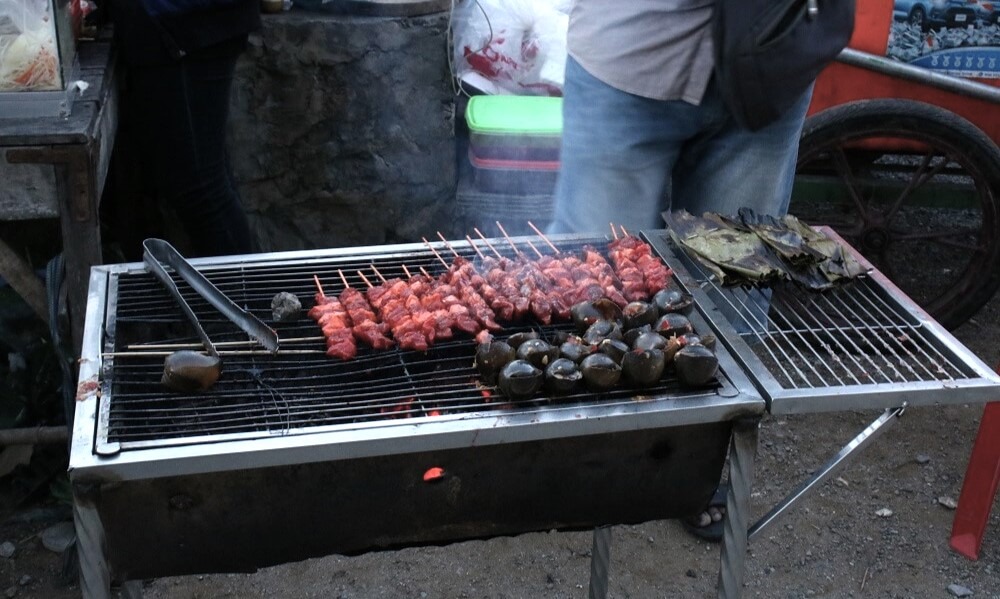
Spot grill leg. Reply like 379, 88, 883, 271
121, 581, 144, 599
588, 525, 613, 599
73, 482, 111, 599
718, 417, 759, 599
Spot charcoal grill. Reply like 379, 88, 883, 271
69, 233, 766, 599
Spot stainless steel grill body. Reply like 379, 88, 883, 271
71, 229, 1000, 598
69, 233, 765, 592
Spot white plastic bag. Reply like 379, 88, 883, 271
0, 0, 62, 91
451, 0, 568, 96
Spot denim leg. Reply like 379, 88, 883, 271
549, 57, 704, 235
671, 81, 813, 218
550, 58, 812, 236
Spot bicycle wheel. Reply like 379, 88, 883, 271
792, 98, 1000, 330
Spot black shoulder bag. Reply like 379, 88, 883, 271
713, 0, 856, 131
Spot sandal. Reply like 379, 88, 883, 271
682, 483, 728, 543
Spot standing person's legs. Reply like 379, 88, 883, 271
549, 57, 703, 235
128, 42, 255, 257
670, 80, 813, 218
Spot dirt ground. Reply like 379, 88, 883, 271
1, 291, 999, 599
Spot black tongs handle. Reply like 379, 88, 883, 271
142, 239, 280, 353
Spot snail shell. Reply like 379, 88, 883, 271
475, 340, 516, 386
545, 358, 583, 395
622, 348, 666, 387
498, 359, 544, 400
580, 352, 622, 391
674, 345, 719, 387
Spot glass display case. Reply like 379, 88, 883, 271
0, 0, 79, 118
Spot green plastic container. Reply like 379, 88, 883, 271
465, 95, 563, 159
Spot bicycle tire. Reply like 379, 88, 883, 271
793, 98, 1000, 330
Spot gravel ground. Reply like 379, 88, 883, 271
1, 289, 999, 599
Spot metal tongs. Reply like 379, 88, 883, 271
142, 238, 280, 355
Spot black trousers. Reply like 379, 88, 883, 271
118, 37, 255, 258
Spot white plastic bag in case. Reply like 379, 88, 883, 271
0, 0, 62, 91
451, 0, 568, 96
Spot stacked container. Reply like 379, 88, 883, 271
458, 95, 562, 234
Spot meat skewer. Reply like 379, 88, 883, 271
309, 275, 357, 360
338, 269, 394, 350
404, 262, 456, 341
608, 234, 673, 298
365, 266, 435, 352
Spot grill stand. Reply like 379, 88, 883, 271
585, 416, 760, 599
73, 482, 107, 599
71, 416, 762, 599
749, 406, 904, 540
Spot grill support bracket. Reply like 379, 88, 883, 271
748, 405, 905, 541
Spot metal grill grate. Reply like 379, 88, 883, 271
692, 278, 972, 388
643, 229, 1000, 414
100, 236, 727, 448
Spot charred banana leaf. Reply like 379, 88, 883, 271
737, 208, 826, 266
666, 210, 786, 285
781, 214, 868, 281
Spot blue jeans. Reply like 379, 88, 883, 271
548, 56, 812, 235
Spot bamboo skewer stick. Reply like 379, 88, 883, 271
436, 232, 461, 258
620, 225, 631, 238
338, 269, 351, 289
465, 235, 486, 260
473, 228, 503, 258
313, 274, 326, 298
420, 266, 434, 278
128, 337, 323, 351
610, 222, 618, 240
495, 221, 522, 257
105, 349, 325, 358
402, 264, 413, 278
525, 239, 544, 259
357, 270, 374, 288
527, 221, 559, 254
369, 264, 388, 284
422, 237, 451, 269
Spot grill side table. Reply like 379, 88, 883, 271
0, 36, 118, 355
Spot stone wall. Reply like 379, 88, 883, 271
228, 10, 457, 252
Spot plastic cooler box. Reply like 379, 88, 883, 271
464, 95, 563, 194
465, 95, 563, 162
467, 150, 560, 195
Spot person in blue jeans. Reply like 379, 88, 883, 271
108, 0, 260, 258
547, 0, 814, 541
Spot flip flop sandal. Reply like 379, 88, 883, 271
682, 483, 728, 543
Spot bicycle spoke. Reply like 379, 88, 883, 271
891, 227, 981, 245
883, 150, 948, 221
829, 146, 870, 219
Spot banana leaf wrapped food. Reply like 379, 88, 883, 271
665, 209, 868, 289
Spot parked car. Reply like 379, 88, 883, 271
893, 0, 979, 29
973, 0, 1000, 23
